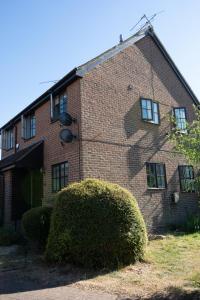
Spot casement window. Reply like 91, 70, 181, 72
52, 161, 69, 192
23, 114, 36, 139
51, 93, 67, 121
178, 165, 194, 192
141, 98, 160, 124
146, 162, 167, 189
1, 128, 14, 150
173, 107, 187, 132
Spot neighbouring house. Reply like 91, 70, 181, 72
0, 26, 199, 232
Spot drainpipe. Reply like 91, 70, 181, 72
14, 125, 17, 154
30, 171, 33, 208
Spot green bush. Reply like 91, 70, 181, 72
185, 214, 200, 233
22, 206, 53, 249
0, 227, 21, 246
45, 179, 147, 268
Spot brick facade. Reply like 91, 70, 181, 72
2, 79, 82, 207
80, 35, 199, 231
0, 32, 199, 231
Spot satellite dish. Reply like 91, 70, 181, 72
59, 129, 75, 143
59, 112, 73, 126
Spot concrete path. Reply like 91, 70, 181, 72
0, 246, 130, 300
0, 286, 117, 300
0, 267, 121, 300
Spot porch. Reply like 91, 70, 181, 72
0, 141, 44, 227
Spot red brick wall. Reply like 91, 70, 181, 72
80, 35, 199, 231
2, 79, 82, 205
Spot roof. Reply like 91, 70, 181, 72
1, 26, 199, 131
0, 141, 43, 171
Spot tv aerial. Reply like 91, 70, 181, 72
130, 11, 164, 33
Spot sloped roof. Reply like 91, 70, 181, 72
1, 26, 199, 131
0, 141, 43, 170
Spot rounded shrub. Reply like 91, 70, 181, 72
22, 206, 53, 249
45, 179, 147, 268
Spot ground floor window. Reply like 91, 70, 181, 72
52, 161, 69, 192
146, 162, 167, 189
178, 165, 194, 192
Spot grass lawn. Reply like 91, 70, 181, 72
74, 233, 200, 298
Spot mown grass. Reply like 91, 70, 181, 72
146, 233, 200, 287
75, 233, 200, 297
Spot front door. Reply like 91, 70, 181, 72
12, 169, 43, 222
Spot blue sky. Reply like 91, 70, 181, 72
1, 0, 200, 128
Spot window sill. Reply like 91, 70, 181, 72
4, 147, 14, 152
23, 136, 35, 142
180, 190, 196, 194
147, 187, 166, 191
50, 117, 60, 124
142, 119, 160, 126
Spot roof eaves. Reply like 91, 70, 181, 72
1, 68, 80, 131
76, 30, 147, 77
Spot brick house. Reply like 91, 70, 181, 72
0, 27, 199, 232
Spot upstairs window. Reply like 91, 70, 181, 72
146, 162, 167, 189
23, 114, 36, 139
1, 128, 14, 150
52, 161, 69, 192
173, 107, 187, 132
52, 93, 67, 121
178, 165, 194, 192
141, 98, 160, 124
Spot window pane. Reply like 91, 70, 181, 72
179, 166, 194, 192
175, 109, 180, 118
156, 164, 164, 176
146, 100, 151, 109
60, 177, 65, 189
53, 178, 58, 192
142, 109, 148, 119
60, 95, 67, 114
174, 108, 187, 131
5, 129, 14, 150
52, 162, 69, 192
31, 115, 36, 137
152, 103, 159, 124
147, 109, 152, 120
180, 108, 185, 118
153, 113, 159, 124
147, 174, 156, 187
157, 176, 165, 188
147, 163, 156, 188
153, 102, 158, 113
61, 163, 65, 177
141, 99, 147, 108
147, 163, 166, 188
141, 99, 159, 123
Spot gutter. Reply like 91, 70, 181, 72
1, 68, 81, 131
